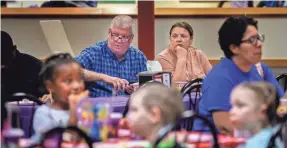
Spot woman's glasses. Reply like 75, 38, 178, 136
241, 34, 265, 45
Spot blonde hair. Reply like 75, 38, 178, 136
110, 15, 134, 34
235, 82, 278, 124
132, 82, 184, 125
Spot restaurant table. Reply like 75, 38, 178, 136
18, 131, 246, 148
18, 93, 199, 138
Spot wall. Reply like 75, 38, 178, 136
2, 17, 287, 59
155, 17, 287, 59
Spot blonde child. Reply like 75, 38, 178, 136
230, 82, 282, 148
126, 82, 185, 147
31, 53, 88, 144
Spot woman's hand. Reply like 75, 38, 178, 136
175, 46, 188, 60
169, 43, 188, 60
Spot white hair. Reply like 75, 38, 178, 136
110, 15, 134, 34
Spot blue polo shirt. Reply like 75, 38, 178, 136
193, 58, 284, 132
76, 40, 147, 97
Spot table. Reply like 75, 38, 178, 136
18, 131, 246, 148
18, 93, 199, 138
79, 93, 198, 113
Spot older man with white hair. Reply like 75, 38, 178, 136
76, 15, 147, 97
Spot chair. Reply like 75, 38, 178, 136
180, 78, 203, 95
174, 79, 203, 132
161, 111, 219, 148
276, 73, 287, 92
181, 79, 203, 113
31, 126, 93, 148
267, 114, 287, 148
9, 93, 43, 105
122, 97, 130, 118
267, 124, 287, 148
154, 124, 179, 148
179, 111, 219, 148
8, 93, 43, 138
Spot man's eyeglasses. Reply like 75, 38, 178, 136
241, 34, 265, 45
109, 29, 132, 43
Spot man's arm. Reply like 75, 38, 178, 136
83, 69, 106, 82
83, 69, 128, 92
76, 46, 128, 91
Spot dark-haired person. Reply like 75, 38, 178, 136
193, 16, 284, 135
156, 22, 212, 83
1, 31, 47, 129
31, 53, 87, 144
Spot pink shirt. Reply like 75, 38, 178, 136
156, 47, 212, 83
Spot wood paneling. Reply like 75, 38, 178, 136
2, 8, 287, 17
209, 59, 287, 68
155, 8, 287, 16
40, 57, 287, 68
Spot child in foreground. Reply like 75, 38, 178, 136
230, 82, 283, 148
126, 82, 185, 148
31, 53, 88, 144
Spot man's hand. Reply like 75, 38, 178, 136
82, 69, 129, 92
101, 74, 129, 92
125, 85, 134, 94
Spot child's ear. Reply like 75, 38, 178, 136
150, 106, 161, 124
260, 104, 268, 114
45, 80, 54, 93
